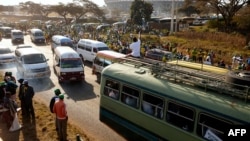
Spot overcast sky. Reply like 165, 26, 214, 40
0, 0, 105, 6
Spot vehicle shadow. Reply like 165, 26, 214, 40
21, 78, 55, 92
60, 80, 96, 101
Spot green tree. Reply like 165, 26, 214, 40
19, 1, 44, 16
130, 0, 153, 26
194, 0, 250, 32
50, 3, 71, 24
72, 0, 105, 23
178, 0, 201, 16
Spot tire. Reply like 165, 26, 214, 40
225, 71, 250, 89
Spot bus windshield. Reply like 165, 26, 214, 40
61, 59, 82, 68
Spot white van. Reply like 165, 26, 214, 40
15, 48, 51, 79
53, 46, 85, 83
11, 29, 24, 44
30, 28, 45, 44
51, 35, 74, 54
92, 50, 126, 82
77, 39, 109, 62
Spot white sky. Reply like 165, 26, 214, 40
0, 0, 106, 6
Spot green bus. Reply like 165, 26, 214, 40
99, 60, 250, 141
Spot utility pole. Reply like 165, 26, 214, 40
170, 0, 175, 35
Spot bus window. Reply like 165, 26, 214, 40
197, 113, 232, 141
142, 93, 164, 119
121, 85, 140, 108
166, 102, 195, 132
104, 79, 120, 100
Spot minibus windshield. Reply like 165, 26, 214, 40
61, 58, 82, 68
23, 54, 47, 64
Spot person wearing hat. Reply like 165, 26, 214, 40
4, 76, 18, 100
50, 89, 61, 131
53, 94, 68, 141
4, 72, 16, 84
21, 80, 35, 118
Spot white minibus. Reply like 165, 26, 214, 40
30, 28, 45, 44
77, 39, 109, 62
53, 46, 85, 83
11, 29, 24, 44
15, 48, 51, 79
51, 35, 74, 54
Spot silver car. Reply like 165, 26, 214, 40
0, 46, 15, 64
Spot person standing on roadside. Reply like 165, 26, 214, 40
50, 89, 61, 131
127, 31, 141, 58
18, 78, 26, 116
53, 94, 68, 141
21, 80, 35, 118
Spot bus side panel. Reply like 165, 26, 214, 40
100, 96, 201, 141
100, 106, 163, 141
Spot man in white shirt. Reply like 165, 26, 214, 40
128, 32, 141, 58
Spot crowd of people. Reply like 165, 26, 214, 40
0, 71, 68, 140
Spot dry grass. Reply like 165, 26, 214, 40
0, 73, 89, 141
160, 30, 250, 65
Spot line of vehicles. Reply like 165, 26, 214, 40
0, 28, 122, 84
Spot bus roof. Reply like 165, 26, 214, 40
96, 50, 126, 60
78, 39, 107, 46
55, 47, 80, 59
102, 63, 250, 124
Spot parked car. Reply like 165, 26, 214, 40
145, 48, 173, 61
0, 46, 15, 64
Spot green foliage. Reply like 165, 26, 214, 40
130, 0, 153, 26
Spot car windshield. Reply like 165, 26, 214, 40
23, 54, 47, 64
61, 58, 82, 68
13, 32, 23, 35
0, 48, 11, 54
17, 46, 32, 49
35, 32, 43, 36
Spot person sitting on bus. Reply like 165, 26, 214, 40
109, 90, 119, 100
127, 31, 141, 58
125, 95, 137, 107
142, 101, 154, 115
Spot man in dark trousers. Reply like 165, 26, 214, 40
49, 89, 61, 131
18, 78, 26, 115
21, 80, 35, 118
53, 94, 68, 141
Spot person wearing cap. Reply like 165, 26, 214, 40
50, 89, 61, 131
4, 72, 16, 84
53, 94, 68, 141
21, 80, 35, 118
4, 76, 18, 100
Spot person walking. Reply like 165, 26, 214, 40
53, 94, 68, 141
21, 80, 35, 118
127, 31, 141, 58
49, 89, 61, 131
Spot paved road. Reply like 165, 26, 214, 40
0, 35, 127, 141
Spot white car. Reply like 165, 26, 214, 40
0, 46, 15, 64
